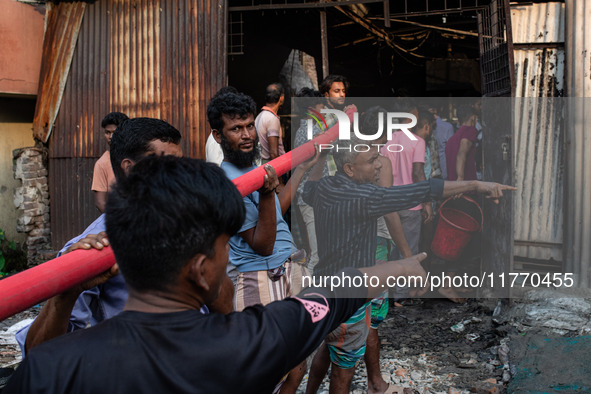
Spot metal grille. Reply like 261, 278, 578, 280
478, 0, 514, 96
228, 12, 244, 55
394, 0, 487, 18
229, 0, 487, 16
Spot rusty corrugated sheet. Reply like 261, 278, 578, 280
565, 0, 591, 286
48, 0, 227, 247
32, 2, 86, 143
49, 159, 97, 248
50, 0, 110, 159
107, 0, 226, 157
511, 3, 565, 269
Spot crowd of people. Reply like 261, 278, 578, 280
5, 75, 515, 394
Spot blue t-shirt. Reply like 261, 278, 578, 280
221, 161, 293, 272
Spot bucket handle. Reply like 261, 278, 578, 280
439, 195, 484, 232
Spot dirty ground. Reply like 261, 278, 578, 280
0, 307, 38, 388
296, 291, 591, 393
297, 298, 509, 393
2, 293, 591, 393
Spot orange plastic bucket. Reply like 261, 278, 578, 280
431, 196, 483, 261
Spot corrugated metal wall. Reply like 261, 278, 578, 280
49, 0, 227, 248
565, 0, 591, 287
511, 2, 565, 271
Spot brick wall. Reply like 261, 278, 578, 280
13, 146, 51, 265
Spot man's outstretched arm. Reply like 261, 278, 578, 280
442, 180, 516, 204
359, 253, 429, 299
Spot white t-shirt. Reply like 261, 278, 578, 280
205, 132, 224, 166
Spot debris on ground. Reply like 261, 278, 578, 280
2, 290, 591, 393
0, 307, 40, 369
298, 298, 511, 393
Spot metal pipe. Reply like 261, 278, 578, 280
0, 115, 347, 321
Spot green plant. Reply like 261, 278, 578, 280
0, 228, 27, 276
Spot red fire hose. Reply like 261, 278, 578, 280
0, 111, 351, 321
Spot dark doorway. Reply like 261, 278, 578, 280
228, 2, 485, 102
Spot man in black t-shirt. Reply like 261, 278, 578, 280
5, 155, 429, 394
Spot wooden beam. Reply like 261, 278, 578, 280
335, 6, 436, 59
334, 36, 374, 49
381, 17, 480, 37
383, 0, 390, 28
229, 0, 383, 12
335, 6, 392, 43
320, 10, 329, 79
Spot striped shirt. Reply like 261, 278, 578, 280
302, 173, 444, 276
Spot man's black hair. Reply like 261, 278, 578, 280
296, 87, 323, 115
296, 87, 321, 98
106, 156, 245, 292
265, 83, 284, 104
359, 106, 387, 138
458, 104, 477, 124
206, 91, 257, 132
212, 86, 239, 98
101, 112, 129, 128
319, 74, 349, 95
109, 117, 182, 182
414, 108, 436, 133
393, 99, 418, 114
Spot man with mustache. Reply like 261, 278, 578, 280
208, 90, 317, 393
320, 74, 348, 111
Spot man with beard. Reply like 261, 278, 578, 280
207, 90, 318, 393
320, 74, 349, 111
319, 75, 354, 177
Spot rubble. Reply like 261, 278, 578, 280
0, 310, 38, 370
297, 299, 511, 393
3, 293, 590, 393
493, 288, 591, 335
